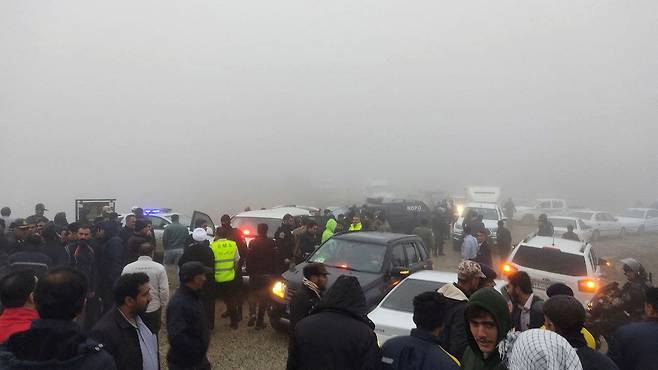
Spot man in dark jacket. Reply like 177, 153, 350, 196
64, 224, 99, 331
608, 287, 658, 370
297, 221, 319, 263
287, 275, 381, 370
412, 219, 436, 257
543, 295, 618, 370
0, 267, 116, 370
8, 234, 51, 276
537, 213, 554, 237
461, 288, 512, 370
474, 230, 493, 268
119, 214, 136, 245
381, 291, 460, 369
438, 260, 486, 360
95, 221, 125, 313
124, 220, 151, 265
288, 263, 329, 334
562, 224, 581, 241
495, 220, 512, 258
274, 214, 296, 272
178, 228, 215, 329
507, 270, 544, 331
167, 262, 212, 370
41, 222, 68, 267
4, 218, 32, 255
246, 223, 277, 329
162, 214, 189, 265
89, 273, 158, 370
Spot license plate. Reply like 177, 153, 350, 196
531, 278, 552, 291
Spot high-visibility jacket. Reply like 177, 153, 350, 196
210, 238, 238, 283
349, 223, 362, 231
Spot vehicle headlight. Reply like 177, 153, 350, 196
457, 205, 464, 217
272, 281, 287, 299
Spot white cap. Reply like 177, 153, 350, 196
192, 228, 207, 242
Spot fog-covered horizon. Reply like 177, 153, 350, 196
2, 0, 657, 219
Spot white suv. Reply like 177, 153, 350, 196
452, 203, 504, 247
548, 216, 593, 242
502, 236, 603, 305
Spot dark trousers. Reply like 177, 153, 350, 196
168, 357, 211, 370
142, 308, 162, 334
248, 275, 271, 324
216, 280, 238, 325
202, 279, 216, 330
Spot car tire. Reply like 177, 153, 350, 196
592, 230, 600, 241
522, 214, 535, 225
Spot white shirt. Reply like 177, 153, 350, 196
520, 293, 535, 331
122, 256, 170, 313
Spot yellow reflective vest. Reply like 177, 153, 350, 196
210, 238, 238, 283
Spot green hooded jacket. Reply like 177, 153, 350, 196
321, 219, 337, 243
461, 288, 512, 370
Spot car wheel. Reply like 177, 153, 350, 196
619, 227, 626, 239
522, 214, 535, 225
592, 230, 600, 241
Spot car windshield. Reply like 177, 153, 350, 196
308, 238, 387, 273
622, 209, 645, 218
512, 245, 587, 276
571, 212, 593, 220
230, 217, 282, 238
549, 218, 577, 229
380, 279, 446, 312
465, 207, 499, 220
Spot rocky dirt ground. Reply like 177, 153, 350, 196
158, 223, 658, 369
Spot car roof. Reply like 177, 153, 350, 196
233, 207, 312, 219
548, 216, 580, 220
464, 203, 500, 209
333, 231, 420, 245
625, 208, 654, 211
521, 236, 588, 255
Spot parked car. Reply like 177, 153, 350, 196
269, 232, 433, 332
513, 198, 569, 224
502, 236, 604, 305
230, 207, 319, 246
549, 216, 593, 242
570, 210, 625, 240
616, 208, 658, 233
452, 202, 505, 248
368, 270, 505, 345
364, 198, 432, 234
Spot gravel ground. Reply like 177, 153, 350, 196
158, 223, 658, 369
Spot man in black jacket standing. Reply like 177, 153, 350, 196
288, 262, 329, 334
496, 220, 512, 258
167, 262, 212, 370
178, 228, 216, 329
507, 270, 544, 331
95, 221, 125, 313
89, 273, 158, 370
274, 214, 296, 273
246, 223, 277, 329
287, 275, 381, 370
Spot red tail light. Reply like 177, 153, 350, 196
578, 279, 598, 293
242, 229, 251, 236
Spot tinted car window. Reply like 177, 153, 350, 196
414, 242, 428, 261
512, 246, 587, 276
405, 244, 419, 264
308, 239, 387, 273
381, 279, 445, 312
390, 245, 406, 267
464, 207, 499, 221
147, 216, 168, 230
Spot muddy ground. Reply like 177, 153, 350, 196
158, 223, 658, 369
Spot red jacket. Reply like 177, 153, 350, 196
0, 307, 39, 343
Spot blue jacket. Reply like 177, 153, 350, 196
381, 328, 460, 370
608, 319, 658, 370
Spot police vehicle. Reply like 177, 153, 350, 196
119, 208, 215, 243
364, 198, 432, 234
230, 207, 319, 246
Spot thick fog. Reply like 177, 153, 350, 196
1, 0, 656, 218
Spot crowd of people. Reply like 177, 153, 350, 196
0, 203, 656, 370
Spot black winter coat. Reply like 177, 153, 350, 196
166, 285, 210, 368
287, 275, 381, 370
609, 319, 658, 370
474, 240, 493, 268
246, 236, 277, 276
380, 328, 460, 370
288, 285, 321, 333
563, 333, 618, 370
88, 307, 150, 370
124, 234, 147, 265
511, 295, 545, 331
44, 239, 69, 267
65, 241, 97, 292
9, 250, 51, 276
274, 224, 295, 271
0, 319, 116, 370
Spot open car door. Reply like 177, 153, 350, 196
190, 211, 216, 237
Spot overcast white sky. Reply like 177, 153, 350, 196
1, 0, 656, 218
